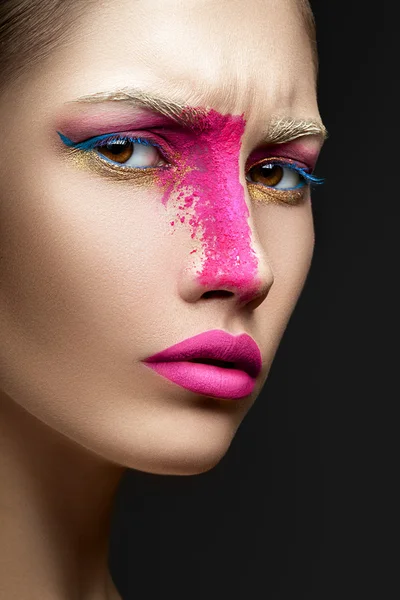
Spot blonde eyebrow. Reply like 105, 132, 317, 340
68, 87, 206, 127
266, 116, 328, 144
68, 87, 328, 143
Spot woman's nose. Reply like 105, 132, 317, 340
178, 196, 274, 311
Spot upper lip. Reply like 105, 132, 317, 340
143, 329, 262, 378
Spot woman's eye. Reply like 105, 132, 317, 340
95, 139, 167, 168
246, 163, 305, 190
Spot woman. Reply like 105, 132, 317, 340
0, 0, 325, 598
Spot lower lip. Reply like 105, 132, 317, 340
143, 361, 256, 399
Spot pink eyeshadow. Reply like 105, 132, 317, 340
247, 140, 321, 171
155, 108, 262, 302
56, 108, 179, 141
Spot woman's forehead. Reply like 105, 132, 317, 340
28, 0, 317, 128
75, 0, 314, 77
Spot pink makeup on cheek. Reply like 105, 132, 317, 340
155, 108, 261, 301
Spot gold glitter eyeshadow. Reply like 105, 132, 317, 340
247, 183, 306, 206
61, 147, 308, 205
62, 146, 161, 185
245, 156, 310, 206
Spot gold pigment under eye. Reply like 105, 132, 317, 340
62, 145, 308, 205
247, 183, 306, 206
62, 147, 159, 186
245, 156, 311, 206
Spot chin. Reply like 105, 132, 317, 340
90, 408, 243, 476
127, 445, 231, 476
136, 442, 232, 476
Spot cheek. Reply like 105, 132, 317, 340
255, 199, 315, 316
0, 167, 175, 363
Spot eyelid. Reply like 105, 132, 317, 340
57, 130, 173, 164
57, 131, 324, 189
246, 156, 324, 187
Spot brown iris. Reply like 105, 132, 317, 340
246, 163, 283, 187
97, 141, 134, 164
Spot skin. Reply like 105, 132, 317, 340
0, 0, 324, 598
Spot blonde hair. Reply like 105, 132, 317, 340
0, 0, 96, 91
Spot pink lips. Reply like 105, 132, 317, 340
142, 329, 262, 399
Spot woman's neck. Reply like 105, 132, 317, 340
0, 392, 124, 600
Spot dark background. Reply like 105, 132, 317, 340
109, 2, 392, 598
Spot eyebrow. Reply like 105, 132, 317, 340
68, 87, 328, 144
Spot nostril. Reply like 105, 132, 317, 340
202, 290, 234, 299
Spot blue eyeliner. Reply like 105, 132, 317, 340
278, 162, 324, 189
246, 159, 324, 191
56, 131, 158, 151
57, 131, 324, 190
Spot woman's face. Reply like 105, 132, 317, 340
0, 0, 323, 474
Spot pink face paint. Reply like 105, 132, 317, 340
58, 104, 263, 301
155, 108, 262, 303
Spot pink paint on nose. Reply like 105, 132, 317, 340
156, 108, 261, 302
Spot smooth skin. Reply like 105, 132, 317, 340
0, 0, 324, 598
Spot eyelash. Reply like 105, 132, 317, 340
246, 157, 323, 191
57, 131, 171, 163
57, 131, 324, 192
